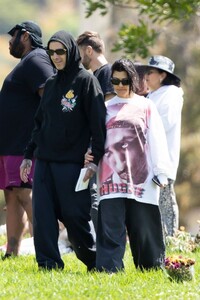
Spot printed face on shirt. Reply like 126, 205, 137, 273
111, 71, 131, 98
48, 41, 67, 70
104, 126, 148, 185
78, 46, 92, 70
9, 30, 25, 58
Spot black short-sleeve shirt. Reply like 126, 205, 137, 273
93, 64, 114, 97
0, 48, 55, 155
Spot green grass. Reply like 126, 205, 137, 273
0, 240, 199, 300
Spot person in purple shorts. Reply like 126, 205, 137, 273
0, 21, 55, 258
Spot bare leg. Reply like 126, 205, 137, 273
13, 188, 33, 222
4, 188, 32, 256
27, 221, 33, 237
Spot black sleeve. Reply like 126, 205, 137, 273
24, 52, 55, 93
94, 64, 115, 96
83, 76, 106, 165
24, 101, 43, 159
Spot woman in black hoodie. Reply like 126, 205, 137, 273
20, 31, 106, 271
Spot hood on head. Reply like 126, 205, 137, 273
47, 30, 81, 72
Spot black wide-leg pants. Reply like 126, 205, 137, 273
32, 159, 96, 270
96, 198, 165, 272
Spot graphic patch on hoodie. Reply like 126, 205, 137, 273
61, 90, 77, 112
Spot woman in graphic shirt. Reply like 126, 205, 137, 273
85, 58, 170, 272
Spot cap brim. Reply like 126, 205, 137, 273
8, 27, 16, 36
7, 24, 24, 36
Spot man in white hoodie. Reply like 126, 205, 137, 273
145, 55, 184, 237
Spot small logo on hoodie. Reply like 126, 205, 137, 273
61, 90, 77, 112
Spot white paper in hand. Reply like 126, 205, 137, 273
75, 168, 89, 192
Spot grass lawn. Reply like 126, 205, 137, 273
0, 236, 199, 300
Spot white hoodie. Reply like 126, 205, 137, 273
147, 85, 184, 180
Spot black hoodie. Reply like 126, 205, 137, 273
24, 31, 106, 165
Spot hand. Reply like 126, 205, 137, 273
153, 174, 168, 189
20, 159, 32, 183
83, 163, 97, 182
84, 148, 94, 167
160, 183, 167, 189
83, 168, 95, 182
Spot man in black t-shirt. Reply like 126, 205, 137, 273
0, 21, 55, 258
77, 31, 115, 232
77, 31, 115, 102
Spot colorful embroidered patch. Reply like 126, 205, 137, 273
61, 90, 77, 112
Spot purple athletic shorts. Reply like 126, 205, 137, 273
0, 156, 35, 190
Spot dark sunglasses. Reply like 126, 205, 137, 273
111, 77, 129, 86
46, 48, 67, 56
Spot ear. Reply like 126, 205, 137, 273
160, 71, 167, 81
22, 31, 31, 43
85, 45, 93, 56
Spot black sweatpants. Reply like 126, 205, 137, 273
96, 198, 165, 272
32, 159, 96, 270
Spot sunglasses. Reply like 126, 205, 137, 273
111, 77, 129, 86
46, 48, 67, 56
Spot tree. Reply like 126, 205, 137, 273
83, 0, 200, 58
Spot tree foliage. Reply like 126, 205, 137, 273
112, 21, 158, 59
136, 0, 200, 23
84, 0, 200, 21
83, 0, 200, 58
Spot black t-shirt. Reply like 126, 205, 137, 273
93, 64, 114, 97
0, 48, 55, 155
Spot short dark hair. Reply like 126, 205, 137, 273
76, 31, 104, 53
111, 59, 139, 93
161, 71, 181, 87
152, 68, 181, 87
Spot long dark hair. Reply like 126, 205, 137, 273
111, 59, 139, 94
156, 68, 181, 87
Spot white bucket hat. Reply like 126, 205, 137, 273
145, 55, 180, 80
